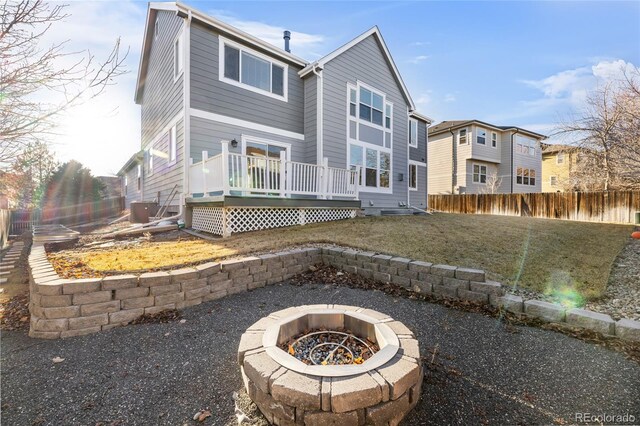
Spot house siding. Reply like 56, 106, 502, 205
190, 116, 304, 163
303, 75, 318, 164
189, 22, 304, 135
122, 166, 141, 208
140, 10, 185, 209
427, 132, 454, 194
320, 34, 410, 208
409, 164, 427, 208
409, 120, 427, 163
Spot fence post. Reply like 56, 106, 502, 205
221, 141, 230, 196
201, 151, 208, 196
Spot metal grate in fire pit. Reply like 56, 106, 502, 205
282, 329, 379, 365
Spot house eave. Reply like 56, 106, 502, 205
409, 111, 433, 124
429, 120, 547, 140
117, 152, 143, 176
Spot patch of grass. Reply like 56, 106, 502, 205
52, 214, 632, 300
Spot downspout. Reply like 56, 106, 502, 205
449, 126, 456, 194
510, 129, 519, 194
311, 63, 323, 166
182, 10, 192, 218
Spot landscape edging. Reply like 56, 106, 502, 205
27, 244, 640, 342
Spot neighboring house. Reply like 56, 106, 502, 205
117, 152, 143, 208
97, 176, 124, 199
427, 120, 546, 194
541, 143, 580, 192
125, 2, 432, 236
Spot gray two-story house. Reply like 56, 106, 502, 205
427, 120, 546, 195
119, 2, 431, 236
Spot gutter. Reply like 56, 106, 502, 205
311, 63, 323, 166
510, 128, 519, 194
182, 10, 192, 215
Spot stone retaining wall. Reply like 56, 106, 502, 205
28, 244, 640, 342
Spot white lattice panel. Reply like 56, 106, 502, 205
305, 208, 357, 224
192, 207, 225, 235
226, 208, 300, 234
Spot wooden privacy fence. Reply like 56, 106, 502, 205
8, 197, 125, 235
428, 191, 640, 224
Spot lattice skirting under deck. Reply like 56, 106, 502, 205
191, 207, 357, 237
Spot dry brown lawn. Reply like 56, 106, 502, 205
52, 214, 633, 300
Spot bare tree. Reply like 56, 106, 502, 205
0, 0, 128, 167
555, 66, 640, 190
481, 171, 502, 194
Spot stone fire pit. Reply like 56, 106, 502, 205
237, 305, 422, 425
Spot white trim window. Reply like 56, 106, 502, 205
556, 152, 565, 164
476, 128, 486, 145
346, 82, 393, 193
516, 136, 537, 156
409, 119, 418, 147
220, 36, 288, 101
409, 163, 417, 190
147, 147, 154, 177
154, 18, 159, 39
174, 30, 184, 80
472, 163, 487, 183
550, 175, 557, 186
516, 167, 536, 186
137, 164, 142, 191
168, 125, 177, 165
491, 132, 497, 148
459, 128, 467, 144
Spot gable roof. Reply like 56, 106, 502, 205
541, 143, 579, 154
298, 27, 417, 112
135, 2, 307, 104
429, 120, 547, 139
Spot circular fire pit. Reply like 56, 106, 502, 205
237, 305, 422, 425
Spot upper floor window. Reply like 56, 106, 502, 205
221, 37, 287, 101
409, 119, 418, 147
516, 137, 537, 156
359, 87, 384, 126
169, 125, 177, 165
459, 128, 467, 144
557, 152, 565, 164
385, 105, 392, 129
154, 19, 159, 39
476, 128, 486, 145
174, 31, 183, 79
472, 164, 487, 183
491, 132, 497, 148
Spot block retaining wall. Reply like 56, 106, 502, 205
28, 244, 640, 342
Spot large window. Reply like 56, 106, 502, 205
409, 163, 417, 190
516, 167, 536, 186
221, 38, 287, 100
516, 136, 537, 156
476, 128, 486, 145
409, 119, 418, 147
349, 144, 390, 190
359, 87, 384, 126
174, 31, 183, 79
472, 164, 487, 183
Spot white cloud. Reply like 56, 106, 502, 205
410, 41, 430, 47
444, 93, 456, 103
415, 92, 432, 106
408, 55, 430, 64
206, 9, 325, 59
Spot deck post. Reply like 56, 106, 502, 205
188, 158, 194, 195
279, 150, 287, 198
201, 151, 208, 196
354, 166, 361, 200
320, 157, 329, 200
221, 141, 230, 196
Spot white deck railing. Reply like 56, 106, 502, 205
189, 141, 360, 199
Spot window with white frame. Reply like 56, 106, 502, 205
476, 128, 486, 145
550, 175, 557, 186
359, 86, 384, 126
516, 136, 537, 156
385, 104, 392, 129
459, 128, 467, 144
409, 163, 417, 190
169, 125, 177, 165
154, 19, 159, 39
516, 167, 536, 186
137, 164, 142, 191
348, 145, 390, 190
221, 38, 287, 99
147, 148, 154, 176
557, 152, 565, 164
409, 119, 418, 147
174, 31, 183, 79
472, 164, 487, 183
491, 132, 497, 148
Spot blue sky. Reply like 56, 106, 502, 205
47, 1, 640, 175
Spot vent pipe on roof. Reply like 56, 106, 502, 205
283, 30, 291, 53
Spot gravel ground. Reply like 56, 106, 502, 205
2, 281, 639, 426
